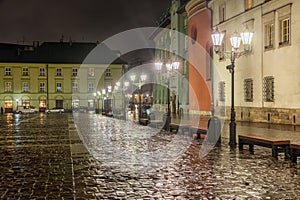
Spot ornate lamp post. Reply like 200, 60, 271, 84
130, 74, 147, 121
155, 60, 180, 131
102, 89, 106, 114
211, 27, 253, 147
93, 91, 102, 114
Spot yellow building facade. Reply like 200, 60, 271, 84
0, 42, 124, 113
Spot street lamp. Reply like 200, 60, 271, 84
211, 27, 253, 147
130, 74, 147, 121
102, 89, 106, 114
155, 60, 180, 131
93, 91, 102, 114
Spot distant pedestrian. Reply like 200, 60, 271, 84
1, 107, 3, 114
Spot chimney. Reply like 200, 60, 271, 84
33, 41, 39, 48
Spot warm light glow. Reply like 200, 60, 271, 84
140, 74, 147, 82
116, 82, 121, 87
230, 31, 242, 49
107, 86, 112, 93
130, 74, 136, 82
211, 28, 224, 46
124, 81, 129, 87
155, 62, 163, 71
97, 91, 101, 95
166, 63, 172, 72
102, 89, 106, 95
240, 29, 253, 45
93, 92, 96, 97
172, 61, 180, 70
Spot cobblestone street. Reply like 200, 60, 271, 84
1, 113, 300, 199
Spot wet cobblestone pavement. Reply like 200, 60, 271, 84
1, 113, 300, 199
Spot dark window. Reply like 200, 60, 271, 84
263, 76, 274, 102
244, 78, 253, 102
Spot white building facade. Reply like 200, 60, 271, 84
209, 0, 300, 124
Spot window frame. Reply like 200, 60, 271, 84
88, 82, 94, 93
5, 82, 12, 92
73, 82, 78, 93
5, 67, 11, 76
279, 17, 290, 46
22, 67, 29, 76
40, 68, 45, 76
56, 82, 62, 92
105, 68, 111, 77
56, 68, 62, 76
264, 22, 274, 50
39, 82, 45, 93
72, 68, 78, 77
22, 82, 29, 92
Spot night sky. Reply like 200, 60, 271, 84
0, 0, 170, 44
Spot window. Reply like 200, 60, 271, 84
72, 68, 78, 76
264, 23, 274, 49
73, 82, 78, 93
22, 67, 29, 76
40, 68, 45, 76
89, 68, 94, 77
263, 76, 274, 102
244, 79, 253, 102
56, 82, 62, 92
219, 31, 226, 61
40, 82, 45, 92
245, 0, 253, 10
279, 18, 290, 45
218, 81, 225, 102
105, 68, 111, 77
219, 3, 226, 23
5, 82, 12, 92
5, 67, 11, 76
22, 82, 29, 92
88, 82, 94, 93
56, 68, 62, 76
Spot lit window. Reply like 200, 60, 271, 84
56, 68, 62, 76
245, 0, 253, 10
22, 67, 29, 76
56, 82, 62, 92
280, 18, 290, 45
105, 68, 111, 77
89, 68, 94, 77
5, 82, 12, 92
40, 82, 45, 92
72, 68, 78, 76
264, 23, 274, 49
40, 68, 45, 76
22, 82, 29, 92
5, 67, 11, 76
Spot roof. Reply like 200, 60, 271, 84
0, 41, 126, 64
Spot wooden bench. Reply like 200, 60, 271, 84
169, 123, 191, 133
148, 120, 163, 128
189, 126, 207, 139
139, 118, 149, 126
289, 144, 300, 163
238, 134, 290, 159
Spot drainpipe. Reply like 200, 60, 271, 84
46, 64, 49, 109
206, 1, 214, 116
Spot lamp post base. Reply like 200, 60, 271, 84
229, 120, 236, 147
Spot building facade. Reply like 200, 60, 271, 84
186, 0, 212, 115
208, 0, 300, 124
0, 42, 124, 113
153, 0, 190, 115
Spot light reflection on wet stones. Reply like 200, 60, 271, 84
0, 113, 300, 199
